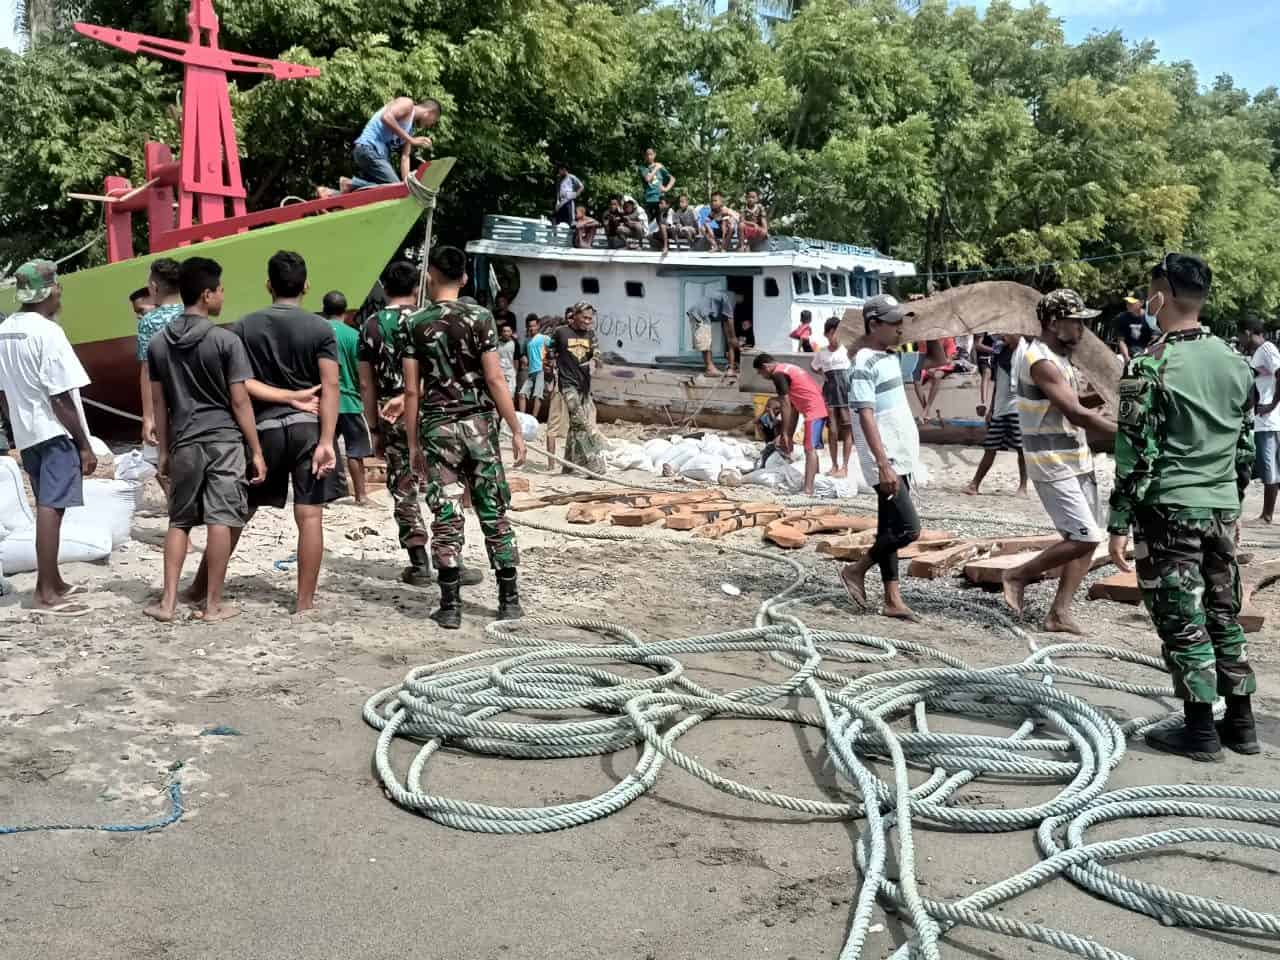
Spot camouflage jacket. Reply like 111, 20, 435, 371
1109, 327, 1254, 534
358, 304, 419, 400
404, 299, 499, 421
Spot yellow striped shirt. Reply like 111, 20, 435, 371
1013, 338, 1093, 483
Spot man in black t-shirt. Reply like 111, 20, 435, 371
180, 251, 344, 615
1112, 295, 1152, 362
547, 301, 605, 473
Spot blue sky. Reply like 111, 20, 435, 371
1, 0, 1275, 93
965, 0, 1278, 93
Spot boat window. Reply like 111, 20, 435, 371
792, 271, 809, 295
539, 274, 558, 292
868, 275, 881, 295
812, 272, 829, 297
581, 277, 600, 294
830, 273, 847, 298
764, 277, 779, 298
625, 281, 645, 298
850, 273, 863, 298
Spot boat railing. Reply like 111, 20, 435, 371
479, 215, 887, 260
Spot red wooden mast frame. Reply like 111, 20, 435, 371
74, 0, 320, 261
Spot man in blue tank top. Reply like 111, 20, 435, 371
322, 97, 442, 195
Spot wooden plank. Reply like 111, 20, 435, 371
820, 538, 960, 563
695, 512, 777, 539
908, 541, 990, 579
611, 507, 666, 527
814, 531, 878, 560
1088, 569, 1265, 634
510, 488, 640, 511
989, 535, 1061, 558
566, 502, 621, 524
964, 543, 1109, 586
643, 490, 722, 508
508, 476, 531, 494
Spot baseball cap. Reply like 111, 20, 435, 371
862, 294, 901, 325
1037, 289, 1100, 324
14, 259, 58, 304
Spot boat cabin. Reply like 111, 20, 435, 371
466, 216, 916, 366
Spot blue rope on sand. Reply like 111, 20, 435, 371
0, 781, 184, 836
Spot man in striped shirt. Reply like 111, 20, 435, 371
1002, 289, 1117, 634
840, 295, 922, 621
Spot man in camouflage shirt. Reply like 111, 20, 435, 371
1108, 253, 1259, 762
403, 246, 527, 629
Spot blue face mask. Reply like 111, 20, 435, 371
1143, 293, 1164, 332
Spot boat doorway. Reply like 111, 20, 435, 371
725, 275, 754, 355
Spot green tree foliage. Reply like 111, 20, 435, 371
4, 0, 1280, 327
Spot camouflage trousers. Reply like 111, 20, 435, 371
1134, 506, 1256, 703
381, 419, 429, 551
421, 411, 518, 570
563, 389, 605, 474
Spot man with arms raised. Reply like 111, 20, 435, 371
1002, 290, 1116, 634
402, 246, 527, 629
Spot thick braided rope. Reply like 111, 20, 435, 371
365, 509, 1279, 959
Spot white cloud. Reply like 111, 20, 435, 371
0, 0, 17, 51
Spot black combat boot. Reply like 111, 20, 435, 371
1146, 700, 1223, 762
495, 568, 524, 622
450, 565, 485, 587
431, 569, 462, 630
402, 546, 433, 587
1216, 695, 1261, 755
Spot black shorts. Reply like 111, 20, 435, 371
250, 417, 347, 510
337, 412, 374, 459
169, 440, 248, 530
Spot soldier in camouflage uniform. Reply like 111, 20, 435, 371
403, 246, 527, 629
1109, 253, 1259, 761
358, 262, 483, 588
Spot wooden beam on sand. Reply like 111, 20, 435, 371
819, 537, 959, 563
694, 511, 783, 539
1088, 568, 1266, 634
963, 543, 1110, 586
611, 507, 667, 527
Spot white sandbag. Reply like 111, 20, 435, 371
88, 435, 112, 461
699, 435, 728, 459
0, 456, 35, 535
663, 440, 702, 472
642, 438, 672, 458
69, 478, 141, 548
499, 412, 540, 441
680, 453, 726, 483
742, 461, 804, 493
606, 443, 654, 472
0, 522, 112, 573
114, 449, 159, 483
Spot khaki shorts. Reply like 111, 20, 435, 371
547, 389, 598, 440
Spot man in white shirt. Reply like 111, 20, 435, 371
0, 260, 98, 616
553, 162, 583, 226
1238, 317, 1280, 523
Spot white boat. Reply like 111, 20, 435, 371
466, 215, 917, 428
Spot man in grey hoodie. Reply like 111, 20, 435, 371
142, 257, 311, 623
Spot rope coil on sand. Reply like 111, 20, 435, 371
364, 500, 1280, 959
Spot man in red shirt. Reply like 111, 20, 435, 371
753, 353, 828, 495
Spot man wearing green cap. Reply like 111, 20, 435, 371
0, 260, 98, 616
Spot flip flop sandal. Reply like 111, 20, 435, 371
62, 584, 89, 598
29, 602, 91, 618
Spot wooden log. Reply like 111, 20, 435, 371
908, 541, 991, 579
611, 507, 666, 527
510, 489, 640, 511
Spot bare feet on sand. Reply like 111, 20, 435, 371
840, 564, 869, 609
143, 602, 176, 623
1043, 610, 1084, 635
195, 603, 242, 623
1002, 572, 1028, 616
963, 483, 979, 496
883, 605, 921, 623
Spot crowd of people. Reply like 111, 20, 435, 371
747, 254, 1262, 764
554, 152, 769, 255
0, 248, 579, 632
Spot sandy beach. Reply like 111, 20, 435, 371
2, 431, 1277, 960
